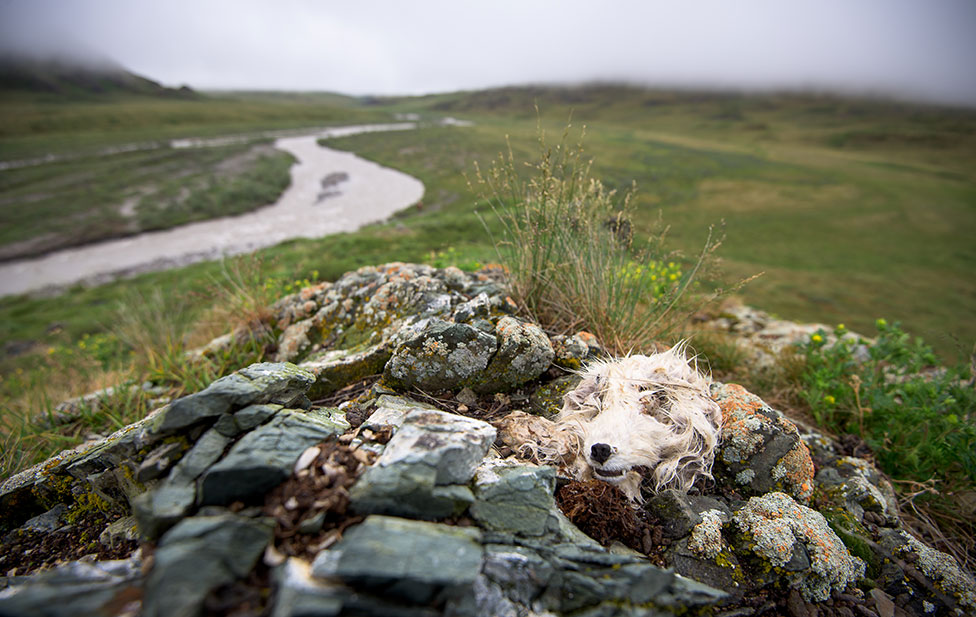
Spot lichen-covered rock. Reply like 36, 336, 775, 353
687, 509, 730, 559
711, 382, 815, 503
878, 528, 976, 616
817, 456, 900, 526
269, 264, 557, 397
478, 316, 554, 392
733, 491, 865, 602
383, 318, 498, 391
550, 332, 592, 370
527, 374, 581, 419
643, 490, 730, 542
697, 300, 869, 372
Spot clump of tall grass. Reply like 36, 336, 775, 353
474, 125, 726, 353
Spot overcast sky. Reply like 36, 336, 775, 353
1, 0, 975, 106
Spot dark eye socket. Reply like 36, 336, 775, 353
639, 389, 670, 416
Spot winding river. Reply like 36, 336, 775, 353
0, 123, 427, 298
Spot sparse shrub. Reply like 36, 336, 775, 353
800, 321, 975, 484
473, 124, 724, 353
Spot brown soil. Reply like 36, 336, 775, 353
262, 438, 375, 561
0, 510, 138, 576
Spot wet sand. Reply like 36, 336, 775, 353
0, 123, 425, 297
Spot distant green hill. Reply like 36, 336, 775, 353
0, 53, 195, 99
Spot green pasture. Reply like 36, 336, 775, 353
1, 85, 975, 364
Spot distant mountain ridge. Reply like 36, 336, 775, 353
0, 53, 195, 98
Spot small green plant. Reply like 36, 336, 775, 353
798, 320, 974, 486
473, 123, 725, 353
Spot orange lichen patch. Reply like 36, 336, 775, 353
298, 282, 329, 302
716, 383, 764, 424
774, 442, 816, 503
713, 383, 815, 502
716, 385, 768, 461
575, 331, 598, 346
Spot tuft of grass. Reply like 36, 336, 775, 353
474, 123, 726, 353
0, 255, 288, 479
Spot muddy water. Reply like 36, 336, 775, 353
0, 123, 425, 297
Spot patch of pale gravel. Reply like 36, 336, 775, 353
0, 123, 424, 298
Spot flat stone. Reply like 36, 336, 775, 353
301, 343, 392, 400
271, 558, 344, 617
99, 515, 138, 549
20, 504, 68, 534
142, 514, 273, 617
375, 409, 496, 485
135, 441, 186, 483
198, 408, 348, 505
234, 403, 281, 431
311, 515, 483, 604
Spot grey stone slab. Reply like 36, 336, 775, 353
0, 555, 142, 617
155, 363, 314, 435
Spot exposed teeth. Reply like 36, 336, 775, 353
594, 467, 625, 478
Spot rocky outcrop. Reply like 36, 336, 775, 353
264, 263, 555, 400
2, 263, 973, 617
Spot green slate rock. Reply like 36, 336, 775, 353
0, 555, 143, 617
155, 362, 314, 435
142, 513, 273, 617
469, 460, 557, 536
311, 515, 483, 604
198, 408, 348, 506
350, 408, 495, 519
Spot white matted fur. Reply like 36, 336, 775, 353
555, 342, 722, 501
